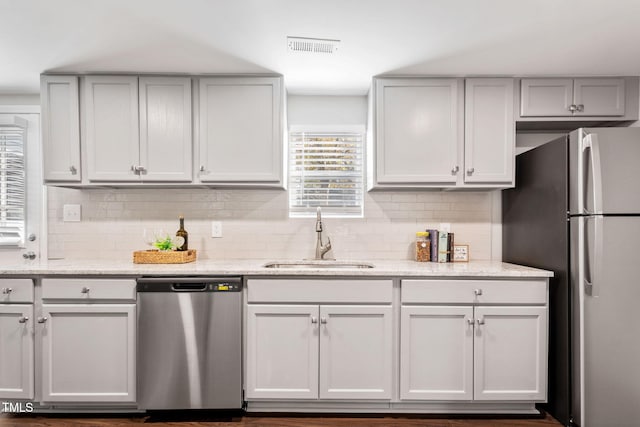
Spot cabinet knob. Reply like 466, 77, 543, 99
576, 104, 584, 112
18, 316, 28, 324
37, 316, 48, 324
1, 287, 12, 294
467, 168, 475, 175
311, 317, 318, 324
320, 317, 327, 324
467, 318, 475, 326
69, 165, 77, 175
474, 288, 483, 296
451, 166, 459, 175
199, 165, 206, 172
23, 252, 36, 260
568, 104, 578, 112
476, 318, 485, 326
81, 287, 90, 294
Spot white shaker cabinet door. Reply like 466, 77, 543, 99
198, 77, 283, 184
84, 76, 140, 182
375, 78, 461, 185
40, 304, 136, 403
41, 75, 81, 182
0, 305, 33, 400
319, 305, 392, 400
473, 306, 547, 401
400, 305, 473, 401
139, 77, 193, 182
464, 78, 515, 184
573, 78, 625, 116
245, 304, 319, 399
520, 78, 574, 117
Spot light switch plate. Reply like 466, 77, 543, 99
211, 221, 222, 238
63, 204, 81, 222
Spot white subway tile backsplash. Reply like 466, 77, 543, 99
47, 187, 495, 261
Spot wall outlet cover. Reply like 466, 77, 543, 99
63, 204, 81, 222
211, 221, 222, 238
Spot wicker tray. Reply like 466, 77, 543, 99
133, 249, 197, 264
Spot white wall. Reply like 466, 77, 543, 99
47, 95, 498, 261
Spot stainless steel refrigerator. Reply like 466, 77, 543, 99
503, 127, 640, 427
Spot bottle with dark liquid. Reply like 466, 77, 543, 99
176, 215, 188, 251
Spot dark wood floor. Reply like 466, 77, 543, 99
0, 412, 564, 427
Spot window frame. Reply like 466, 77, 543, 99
288, 124, 366, 219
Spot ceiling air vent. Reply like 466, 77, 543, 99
287, 36, 340, 54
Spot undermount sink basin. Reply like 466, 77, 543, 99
263, 261, 375, 269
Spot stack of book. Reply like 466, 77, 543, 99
426, 229, 454, 263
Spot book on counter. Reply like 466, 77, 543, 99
438, 231, 448, 263
427, 229, 439, 262
447, 233, 454, 262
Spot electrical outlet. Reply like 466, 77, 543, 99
211, 221, 222, 238
63, 204, 81, 222
439, 222, 451, 232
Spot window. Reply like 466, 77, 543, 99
289, 127, 364, 218
0, 120, 26, 247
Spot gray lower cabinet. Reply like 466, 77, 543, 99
245, 279, 393, 401
400, 279, 548, 403
39, 279, 136, 404
0, 279, 34, 400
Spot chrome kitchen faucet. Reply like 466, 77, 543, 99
315, 207, 332, 260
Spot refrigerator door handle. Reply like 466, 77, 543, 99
584, 215, 604, 297
582, 133, 603, 215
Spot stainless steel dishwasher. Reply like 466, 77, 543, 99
137, 277, 242, 410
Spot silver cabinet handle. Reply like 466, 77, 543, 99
18, 316, 28, 324
576, 104, 584, 112
2, 287, 12, 294
311, 317, 318, 324
28, 233, 36, 242
451, 165, 459, 175
467, 168, 475, 175
320, 317, 327, 324
199, 165, 206, 172
81, 287, 90, 294
467, 318, 475, 326
23, 252, 36, 260
37, 317, 48, 323
476, 318, 485, 326
474, 288, 483, 296
69, 165, 77, 175
568, 104, 578, 112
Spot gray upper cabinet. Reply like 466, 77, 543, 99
464, 78, 515, 185
371, 77, 514, 189
83, 75, 193, 183
84, 76, 140, 182
198, 77, 283, 186
139, 77, 192, 182
372, 78, 462, 188
41, 75, 81, 182
520, 78, 626, 118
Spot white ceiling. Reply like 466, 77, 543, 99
2, 0, 640, 95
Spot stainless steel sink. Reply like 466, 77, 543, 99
263, 261, 375, 269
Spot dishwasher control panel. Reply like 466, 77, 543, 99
136, 277, 242, 292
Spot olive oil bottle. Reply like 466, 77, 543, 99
176, 215, 188, 251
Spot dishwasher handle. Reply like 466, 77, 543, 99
171, 282, 207, 291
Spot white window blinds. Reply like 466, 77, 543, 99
0, 123, 26, 247
289, 130, 364, 218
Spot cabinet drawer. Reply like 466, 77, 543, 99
248, 279, 393, 303
42, 278, 136, 301
401, 279, 547, 304
0, 279, 34, 303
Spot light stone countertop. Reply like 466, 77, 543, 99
0, 259, 553, 278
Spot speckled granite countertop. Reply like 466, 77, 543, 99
0, 259, 553, 278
